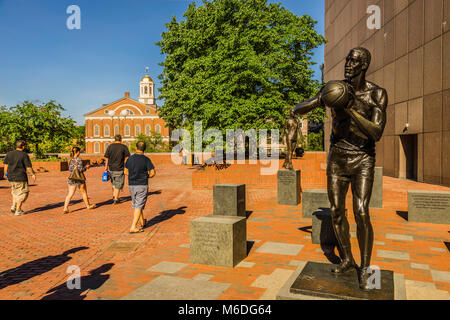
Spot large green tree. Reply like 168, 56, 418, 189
157, 0, 325, 133
0, 101, 77, 158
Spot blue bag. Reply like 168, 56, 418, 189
102, 171, 111, 182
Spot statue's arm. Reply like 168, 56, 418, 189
345, 88, 388, 142
292, 92, 322, 116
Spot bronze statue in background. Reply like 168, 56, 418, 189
282, 110, 303, 170
290, 47, 388, 290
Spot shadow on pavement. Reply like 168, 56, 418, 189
42, 263, 114, 300
320, 244, 342, 265
144, 206, 187, 229
298, 226, 312, 234
0, 247, 88, 291
396, 211, 408, 221
246, 241, 255, 255
26, 200, 83, 214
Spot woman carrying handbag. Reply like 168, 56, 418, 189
63, 146, 96, 214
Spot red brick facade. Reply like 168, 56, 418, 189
84, 75, 170, 154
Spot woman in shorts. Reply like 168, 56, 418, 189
63, 146, 96, 214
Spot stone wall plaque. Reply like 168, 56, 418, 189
277, 169, 301, 206
369, 167, 383, 209
213, 184, 246, 217
302, 189, 329, 218
408, 190, 450, 224
190, 215, 247, 268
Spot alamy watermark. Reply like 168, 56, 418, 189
66, 265, 81, 290
66, 5, 81, 30
366, 265, 381, 290
170, 121, 281, 175
367, 5, 381, 30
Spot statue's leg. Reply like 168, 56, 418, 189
291, 140, 297, 158
328, 175, 356, 273
351, 175, 374, 269
351, 156, 375, 289
285, 137, 293, 169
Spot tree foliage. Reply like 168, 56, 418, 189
0, 101, 77, 158
130, 132, 171, 153
302, 130, 324, 151
157, 0, 325, 134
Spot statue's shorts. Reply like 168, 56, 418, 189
326, 146, 375, 183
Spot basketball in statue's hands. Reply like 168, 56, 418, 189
320, 80, 353, 110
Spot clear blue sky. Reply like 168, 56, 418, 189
0, 0, 324, 124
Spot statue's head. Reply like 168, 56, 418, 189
289, 109, 295, 118
344, 47, 371, 79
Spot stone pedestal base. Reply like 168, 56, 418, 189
369, 167, 383, 208
277, 170, 301, 206
213, 184, 246, 217
312, 209, 338, 245
302, 189, 329, 218
190, 215, 247, 268
285, 262, 395, 300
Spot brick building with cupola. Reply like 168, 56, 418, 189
84, 73, 170, 154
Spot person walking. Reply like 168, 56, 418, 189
104, 134, 130, 205
124, 141, 156, 233
3, 140, 36, 216
63, 147, 96, 214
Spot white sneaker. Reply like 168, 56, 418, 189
14, 210, 25, 216
10, 206, 16, 214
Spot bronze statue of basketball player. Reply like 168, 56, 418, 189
291, 47, 388, 290
282, 109, 303, 170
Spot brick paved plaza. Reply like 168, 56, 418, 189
0, 160, 449, 300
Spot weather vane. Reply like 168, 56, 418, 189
145, 66, 149, 75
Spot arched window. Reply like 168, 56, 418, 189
144, 86, 148, 94
94, 125, 100, 137
105, 142, 110, 151
124, 124, 130, 136
155, 124, 161, 134
94, 142, 100, 153
104, 125, 110, 137
149, 86, 152, 95
114, 125, 119, 136
135, 124, 141, 136
145, 125, 151, 136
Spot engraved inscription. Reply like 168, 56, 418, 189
411, 194, 450, 211
278, 171, 295, 185
193, 225, 221, 249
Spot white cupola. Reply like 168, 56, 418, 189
139, 69, 155, 105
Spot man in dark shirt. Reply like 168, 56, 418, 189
4, 140, 36, 216
104, 135, 131, 204
124, 141, 155, 233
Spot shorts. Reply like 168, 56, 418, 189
129, 185, 148, 210
10, 181, 29, 203
110, 171, 125, 190
326, 147, 375, 183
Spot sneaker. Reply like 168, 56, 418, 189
113, 199, 118, 205
10, 206, 16, 214
14, 210, 25, 216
